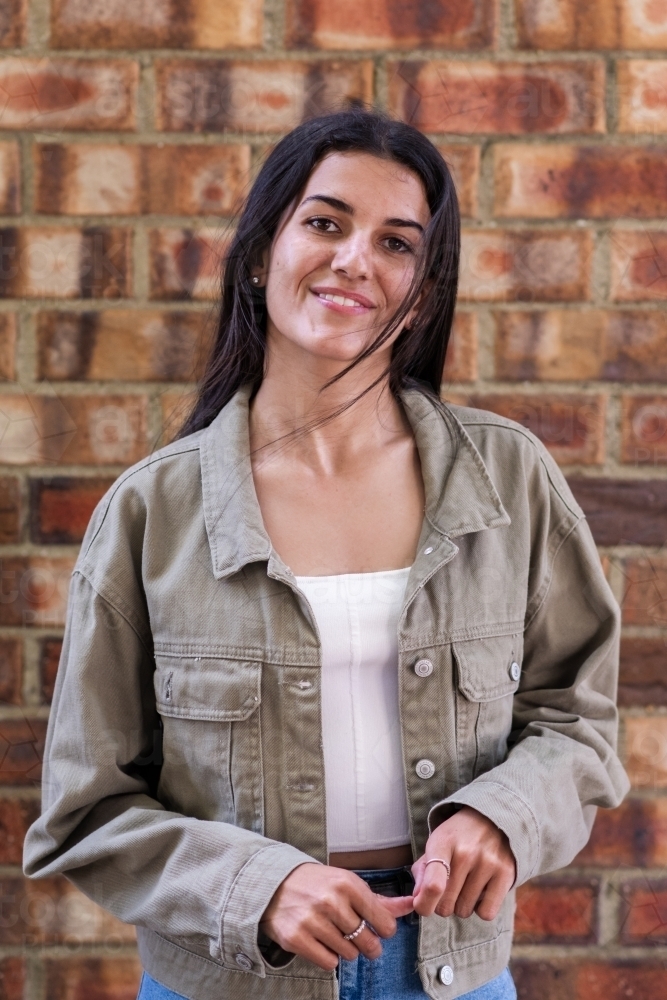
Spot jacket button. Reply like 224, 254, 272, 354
509, 661, 521, 682
415, 759, 435, 779
235, 953, 253, 971
439, 965, 454, 985
414, 658, 434, 677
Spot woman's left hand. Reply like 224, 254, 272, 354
411, 806, 516, 921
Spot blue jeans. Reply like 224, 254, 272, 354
137, 867, 516, 1000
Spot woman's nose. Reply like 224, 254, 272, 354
330, 235, 371, 280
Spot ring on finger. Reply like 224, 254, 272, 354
425, 858, 451, 879
343, 919, 367, 942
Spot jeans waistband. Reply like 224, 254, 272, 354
353, 865, 415, 898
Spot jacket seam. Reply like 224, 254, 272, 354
422, 925, 513, 963
73, 569, 153, 657
524, 516, 583, 632
219, 842, 289, 966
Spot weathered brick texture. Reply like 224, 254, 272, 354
0, 1, 664, 996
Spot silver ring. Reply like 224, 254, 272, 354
343, 919, 366, 941
425, 858, 451, 879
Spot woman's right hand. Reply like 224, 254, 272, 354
259, 863, 415, 971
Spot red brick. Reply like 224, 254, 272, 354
45, 956, 140, 1000
620, 879, 667, 944
0, 314, 16, 379
0, 1, 26, 48
35, 143, 251, 216
621, 555, 667, 628
149, 227, 229, 301
287, 0, 495, 50
39, 638, 62, 705
459, 230, 592, 302
0, 957, 24, 1000
611, 229, 667, 302
0, 227, 131, 299
495, 309, 667, 381
30, 477, 113, 545
442, 312, 478, 384
0, 141, 19, 212
494, 144, 667, 219
516, 0, 667, 50
0, 394, 148, 465
567, 478, 667, 547
0, 474, 20, 542
388, 60, 605, 135
436, 145, 480, 218
463, 393, 606, 465
512, 959, 667, 1000
621, 395, 667, 465
52, 0, 262, 49
37, 310, 212, 381
0, 557, 74, 628
618, 638, 667, 707
618, 60, 667, 135
515, 878, 597, 943
0, 58, 137, 131
0, 876, 136, 946
0, 719, 47, 785
0, 798, 40, 863
625, 716, 667, 789
575, 798, 667, 867
0, 637, 21, 704
157, 59, 374, 133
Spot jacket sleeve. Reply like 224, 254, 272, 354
427, 461, 631, 886
22, 566, 317, 977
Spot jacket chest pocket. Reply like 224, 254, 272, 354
452, 633, 523, 786
153, 654, 263, 833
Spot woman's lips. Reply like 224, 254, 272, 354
310, 289, 375, 316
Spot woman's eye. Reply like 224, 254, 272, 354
307, 217, 339, 233
384, 236, 413, 254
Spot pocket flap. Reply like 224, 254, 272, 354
154, 655, 261, 721
453, 634, 523, 703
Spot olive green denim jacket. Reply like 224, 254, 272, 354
23, 385, 629, 1000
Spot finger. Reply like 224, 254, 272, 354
412, 863, 450, 917
451, 867, 491, 919
347, 923, 383, 961
311, 914, 377, 963
286, 930, 341, 972
411, 857, 427, 895
351, 887, 398, 939
377, 895, 414, 918
475, 870, 516, 922
426, 855, 469, 919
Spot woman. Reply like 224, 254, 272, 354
24, 109, 629, 1000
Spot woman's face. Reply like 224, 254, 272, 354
261, 151, 430, 369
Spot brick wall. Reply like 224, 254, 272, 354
0, 1, 666, 998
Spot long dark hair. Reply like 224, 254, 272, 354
178, 107, 460, 438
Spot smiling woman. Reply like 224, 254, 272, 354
23, 109, 628, 1000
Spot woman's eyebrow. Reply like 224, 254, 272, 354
301, 195, 423, 232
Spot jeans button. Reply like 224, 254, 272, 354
235, 953, 253, 971
439, 965, 454, 986
415, 759, 435, 779
509, 661, 521, 682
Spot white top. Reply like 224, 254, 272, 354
294, 567, 412, 853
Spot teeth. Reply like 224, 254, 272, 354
318, 293, 361, 307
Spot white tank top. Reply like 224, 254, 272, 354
294, 567, 412, 853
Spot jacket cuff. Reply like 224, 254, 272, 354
426, 778, 540, 887
220, 843, 320, 976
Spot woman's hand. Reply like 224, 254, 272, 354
411, 806, 516, 921
259, 863, 414, 971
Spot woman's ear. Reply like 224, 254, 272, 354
250, 248, 270, 287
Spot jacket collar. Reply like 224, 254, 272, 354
199, 384, 510, 580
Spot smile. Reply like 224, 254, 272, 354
318, 293, 362, 307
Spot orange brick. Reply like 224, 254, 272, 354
0, 313, 15, 378
0, 394, 148, 465
459, 229, 592, 302
30, 477, 114, 544
618, 60, 667, 135
442, 312, 478, 383
35, 143, 251, 216
0, 718, 47, 783
512, 959, 667, 1000
516, 0, 667, 49
388, 60, 605, 135
157, 59, 374, 133
515, 879, 598, 943
286, 0, 495, 50
0, 58, 137, 131
52, 0, 262, 49
160, 388, 196, 443
494, 144, 667, 219
619, 637, 667, 706
575, 798, 667, 867
436, 145, 480, 218
44, 956, 141, 1000
0, 474, 20, 542
39, 637, 62, 704
466, 393, 606, 465
0, 141, 19, 213
621, 395, 667, 465
0, 957, 24, 1000
625, 716, 667, 790
611, 229, 667, 302
622, 555, 667, 628
620, 879, 667, 944
0, 557, 74, 628
37, 310, 211, 381
0, 637, 21, 704
150, 227, 229, 301
495, 309, 667, 381
0, 798, 39, 863
0, 1, 26, 48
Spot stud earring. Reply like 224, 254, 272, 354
252, 276, 260, 285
